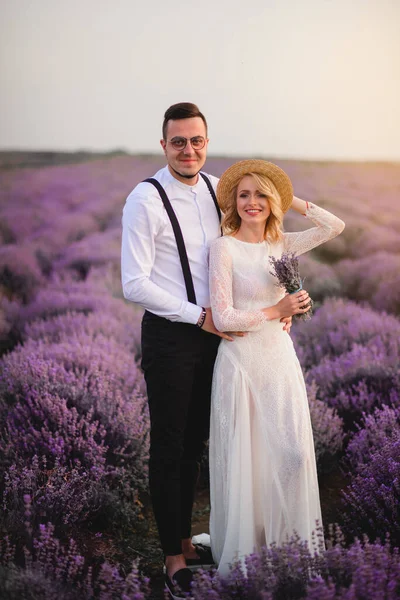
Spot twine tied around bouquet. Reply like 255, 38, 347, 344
289, 281, 303, 294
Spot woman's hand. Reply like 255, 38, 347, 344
263, 290, 311, 320
280, 316, 292, 333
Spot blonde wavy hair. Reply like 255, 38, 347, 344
222, 172, 284, 243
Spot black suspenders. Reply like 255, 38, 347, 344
199, 173, 221, 223
143, 173, 221, 305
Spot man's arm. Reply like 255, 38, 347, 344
121, 189, 202, 325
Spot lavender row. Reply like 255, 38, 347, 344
3, 518, 400, 599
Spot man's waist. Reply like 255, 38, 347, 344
150, 273, 210, 306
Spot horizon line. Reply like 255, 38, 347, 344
0, 148, 399, 166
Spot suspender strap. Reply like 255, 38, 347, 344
200, 172, 222, 223
144, 178, 197, 304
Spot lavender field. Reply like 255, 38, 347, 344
1, 153, 400, 599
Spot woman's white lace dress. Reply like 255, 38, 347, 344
209, 203, 345, 575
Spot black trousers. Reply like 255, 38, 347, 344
141, 311, 220, 556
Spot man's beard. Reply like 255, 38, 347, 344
170, 164, 200, 179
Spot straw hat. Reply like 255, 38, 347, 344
217, 159, 293, 213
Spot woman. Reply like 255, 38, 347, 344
208, 159, 345, 575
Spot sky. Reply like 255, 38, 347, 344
1, 0, 399, 160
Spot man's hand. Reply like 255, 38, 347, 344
280, 316, 292, 334
201, 308, 234, 341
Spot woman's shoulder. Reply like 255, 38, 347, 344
210, 235, 234, 249
210, 235, 237, 259
267, 234, 285, 247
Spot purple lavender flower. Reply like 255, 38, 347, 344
189, 528, 400, 600
345, 404, 400, 473
269, 252, 314, 320
342, 437, 400, 546
307, 382, 344, 474
0, 244, 44, 303
306, 342, 400, 429
291, 297, 400, 371
335, 251, 400, 315
0, 518, 151, 599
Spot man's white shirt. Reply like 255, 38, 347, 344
121, 166, 221, 325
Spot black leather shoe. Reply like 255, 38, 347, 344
185, 543, 215, 570
165, 567, 193, 599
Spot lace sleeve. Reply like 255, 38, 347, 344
209, 239, 268, 332
283, 202, 345, 256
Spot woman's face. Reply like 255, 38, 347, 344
236, 175, 271, 225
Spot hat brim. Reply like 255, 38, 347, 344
216, 159, 293, 213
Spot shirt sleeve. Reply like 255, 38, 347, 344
283, 202, 345, 256
121, 188, 202, 325
209, 238, 268, 331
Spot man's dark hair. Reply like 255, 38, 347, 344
162, 102, 208, 140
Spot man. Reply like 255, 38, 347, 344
121, 103, 291, 598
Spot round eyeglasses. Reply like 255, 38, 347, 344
167, 136, 206, 151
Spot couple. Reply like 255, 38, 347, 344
121, 102, 345, 598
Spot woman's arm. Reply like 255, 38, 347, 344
291, 195, 308, 215
284, 197, 345, 256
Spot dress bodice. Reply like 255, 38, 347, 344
209, 202, 345, 332
220, 237, 286, 310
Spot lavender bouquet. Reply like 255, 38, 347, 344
269, 252, 313, 321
